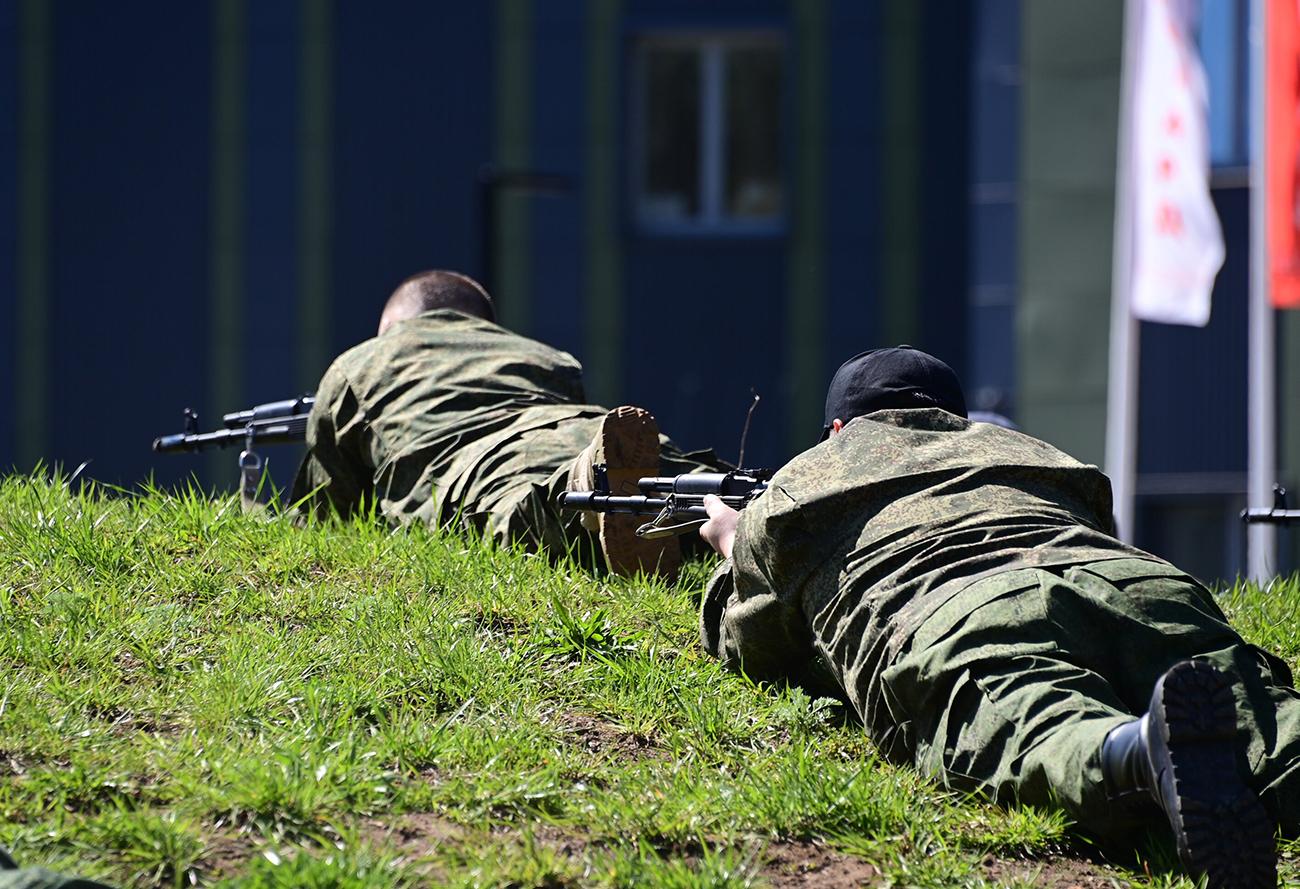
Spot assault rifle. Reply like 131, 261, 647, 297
1241, 485, 1300, 527
152, 395, 315, 508
559, 469, 773, 539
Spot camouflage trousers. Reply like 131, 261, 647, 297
877, 557, 1300, 838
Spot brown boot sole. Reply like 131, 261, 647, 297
595, 407, 682, 580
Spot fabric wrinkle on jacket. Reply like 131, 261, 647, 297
290, 309, 608, 548
701, 407, 1151, 750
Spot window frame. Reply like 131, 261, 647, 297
629, 30, 788, 236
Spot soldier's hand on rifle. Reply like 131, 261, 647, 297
700, 494, 740, 559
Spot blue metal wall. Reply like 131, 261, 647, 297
1138, 186, 1250, 477
243, 1, 301, 408
917, 1, 972, 376
331, 2, 494, 361
0, 3, 16, 473
1, 0, 936, 491
529, 0, 587, 363
823, 0, 882, 420
48, 3, 212, 487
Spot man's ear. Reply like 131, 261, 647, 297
830, 418, 844, 436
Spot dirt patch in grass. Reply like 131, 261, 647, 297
763, 844, 1130, 888
194, 815, 1135, 887
468, 607, 526, 638
84, 701, 183, 737
982, 852, 1132, 888
199, 831, 260, 882
359, 812, 467, 859
107, 714, 184, 737
198, 816, 469, 882
760, 839, 881, 888
556, 712, 661, 760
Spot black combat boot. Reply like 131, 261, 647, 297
1101, 660, 1276, 889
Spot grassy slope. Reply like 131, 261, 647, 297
0, 475, 1296, 888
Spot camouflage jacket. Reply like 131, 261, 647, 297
290, 309, 608, 532
700, 408, 1150, 735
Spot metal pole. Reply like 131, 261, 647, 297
1106, 0, 1143, 542
1247, 0, 1277, 581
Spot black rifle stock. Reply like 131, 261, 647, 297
559, 469, 773, 539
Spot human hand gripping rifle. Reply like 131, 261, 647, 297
558, 469, 773, 539
152, 396, 314, 509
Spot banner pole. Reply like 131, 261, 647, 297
1107, 0, 1142, 542
1248, 0, 1277, 582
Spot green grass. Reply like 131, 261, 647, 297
0, 472, 1297, 887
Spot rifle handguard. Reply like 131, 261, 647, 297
558, 468, 772, 538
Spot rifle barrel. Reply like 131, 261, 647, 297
558, 491, 751, 515
152, 415, 309, 454
1241, 508, 1300, 526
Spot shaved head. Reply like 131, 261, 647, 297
378, 270, 496, 334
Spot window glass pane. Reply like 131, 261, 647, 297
643, 47, 700, 221
725, 46, 783, 219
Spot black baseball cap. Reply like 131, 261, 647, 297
819, 346, 967, 441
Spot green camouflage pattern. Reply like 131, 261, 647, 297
0, 848, 112, 889
291, 310, 720, 555
700, 408, 1300, 836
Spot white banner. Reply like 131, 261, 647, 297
1127, 0, 1225, 326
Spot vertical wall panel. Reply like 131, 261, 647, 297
208, 0, 246, 484
786, 0, 826, 454
917, 0, 971, 375
0, 2, 19, 470
49, 2, 212, 487
584, 0, 622, 408
246, 0, 300, 405
966, 0, 1020, 415
530, 0, 586, 362
494, 0, 533, 334
297, 0, 332, 392
879, 0, 920, 347
331, 1, 493, 358
824, 0, 880, 388
1017, 0, 1122, 463
16, 0, 49, 473
1137, 186, 1249, 476
241, 0, 306, 491
1282, 304, 1300, 573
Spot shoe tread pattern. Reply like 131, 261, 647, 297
595, 407, 681, 579
1157, 660, 1276, 889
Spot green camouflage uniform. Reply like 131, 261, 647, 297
291, 309, 720, 555
701, 408, 1300, 837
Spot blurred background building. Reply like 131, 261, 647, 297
1, 0, 1295, 580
